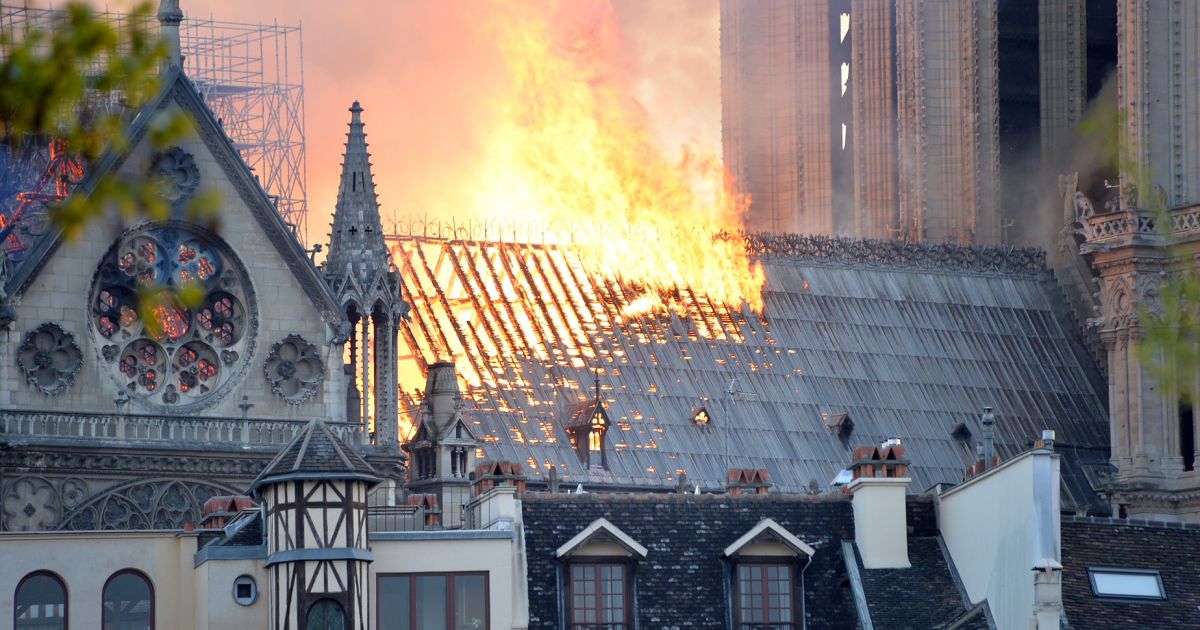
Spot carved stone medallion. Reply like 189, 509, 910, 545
17, 322, 82, 395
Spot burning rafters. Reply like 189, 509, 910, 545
390, 235, 750, 431
0, 139, 83, 258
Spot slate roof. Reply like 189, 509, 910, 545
1061, 516, 1200, 629
849, 536, 989, 629
251, 419, 379, 490
521, 492, 860, 629
392, 234, 1110, 508
521, 491, 982, 629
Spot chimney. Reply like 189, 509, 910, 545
847, 441, 911, 569
726, 469, 771, 495
472, 460, 526, 496
981, 407, 996, 471
407, 494, 441, 528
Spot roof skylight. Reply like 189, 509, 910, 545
1088, 568, 1166, 600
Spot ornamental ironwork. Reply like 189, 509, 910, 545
742, 233, 1047, 276
17, 322, 82, 395
264, 334, 324, 403
89, 224, 257, 412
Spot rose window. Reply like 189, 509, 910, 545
90, 225, 257, 412
264, 334, 324, 403
17, 323, 83, 395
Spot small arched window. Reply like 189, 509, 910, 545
307, 598, 346, 630
103, 570, 154, 630
14, 571, 67, 630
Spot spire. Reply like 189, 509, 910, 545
325, 101, 391, 289
157, 0, 183, 68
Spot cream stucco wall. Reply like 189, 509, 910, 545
2, 98, 342, 421
1, 531, 192, 629
0, 530, 270, 630
370, 534, 523, 630
937, 450, 1061, 630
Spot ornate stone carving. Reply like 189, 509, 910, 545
264, 334, 325, 403
89, 223, 258, 413
148, 146, 200, 204
741, 234, 1047, 276
1, 477, 61, 531
55, 477, 239, 531
17, 323, 82, 395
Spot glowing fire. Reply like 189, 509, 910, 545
454, 0, 764, 311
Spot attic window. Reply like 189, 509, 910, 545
1088, 568, 1165, 600
692, 406, 711, 426
589, 412, 606, 452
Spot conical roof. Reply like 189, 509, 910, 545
251, 419, 379, 490
325, 101, 391, 290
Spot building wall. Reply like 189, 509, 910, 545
938, 450, 1061, 630
193, 557, 271, 630
851, 0, 898, 240
1118, 0, 1200, 210
0, 99, 341, 421
369, 534, 521, 630
0, 531, 199, 629
1038, 0, 1087, 169
721, 0, 834, 236
896, 0, 1000, 244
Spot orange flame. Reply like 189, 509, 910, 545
462, 0, 763, 311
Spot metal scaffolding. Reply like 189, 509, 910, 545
0, 3, 308, 245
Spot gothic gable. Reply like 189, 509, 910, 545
1, 69, 349, 420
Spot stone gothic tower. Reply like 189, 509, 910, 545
402, 362, 479, 528
1079, 1, 1200, 522
325, 101, 407, 450
252, 420, 379, 630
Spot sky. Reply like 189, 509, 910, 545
86, 0, 723, 247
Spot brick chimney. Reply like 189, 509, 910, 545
847, 441, 911, 569
407, 493, 442, 528
726, 469, 771, 495
472, 460, 527, 496
199, 495, 255, 529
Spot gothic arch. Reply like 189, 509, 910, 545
54, 477, 242, 531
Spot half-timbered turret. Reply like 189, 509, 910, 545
252, 419, 379, 630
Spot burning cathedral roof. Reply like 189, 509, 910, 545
391, 231, 1110, 506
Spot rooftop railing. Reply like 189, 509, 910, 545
0, 409, 367, 446
368, 487, 518, 534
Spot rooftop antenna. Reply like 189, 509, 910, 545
594, 364, 602, 402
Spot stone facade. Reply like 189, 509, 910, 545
0, 68, 402, 534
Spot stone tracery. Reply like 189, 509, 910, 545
16, 322, 82, 395
264, 334, 324, 403
89, 224, 257, 412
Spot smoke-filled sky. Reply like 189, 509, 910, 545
87, 0, 722, 247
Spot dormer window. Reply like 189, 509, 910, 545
556, 518, 648, 630
724, 519, 815, 630
692, 406, 712, 426
566, 398, 610, 470
589, 411, 606, 452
